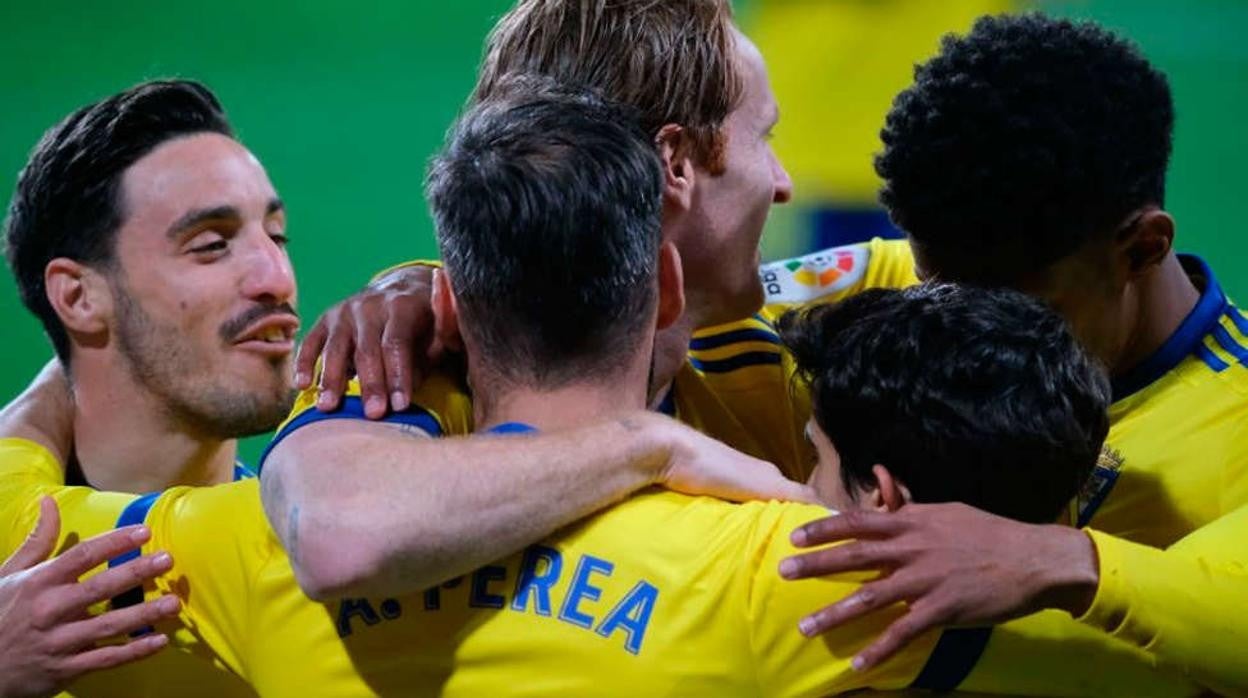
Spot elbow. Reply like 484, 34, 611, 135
289, 530, 386, 602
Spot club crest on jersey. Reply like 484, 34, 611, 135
1072, 446, 1125, 528
760, 245, 868, 302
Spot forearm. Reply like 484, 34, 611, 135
1077, 518, 1248, 697
261, 413, 670, 600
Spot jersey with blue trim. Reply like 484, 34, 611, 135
6, 439, 1200, 697
0, 438, 257, 698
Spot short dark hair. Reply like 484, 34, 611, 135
426, 83, 663, 387
875, 13, 1174, 283
779, 284, 1111, 524
4, 79, 233, 364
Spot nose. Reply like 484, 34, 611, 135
771, 151, 793, 204
241, 229, 297, 304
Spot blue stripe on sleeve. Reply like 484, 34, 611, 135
1211, 324, 1248, 366
689, 351, 781, 374
1195, 342, 1230, 373
689, 328, 781, 351
909, 627, 993, 691
257, 396, 442, 471
108, 492, 162, 633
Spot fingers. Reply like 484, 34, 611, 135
380, 310, 416, 413
853, 605, 942, 672
316, 316, 353, 412
62, 552, 173, 611
41, 526, 150, 584
58, 633, 169, 676
790, 510, 904, 548
0, 497, 60, 574
796, 578, 911, 637
53, 594, 180, 648
778, 540, 897, 580
294, 319, 329, 390
352, 310, 388, 419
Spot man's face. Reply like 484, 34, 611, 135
107, 132, 298, 438
680, 30, 793, 326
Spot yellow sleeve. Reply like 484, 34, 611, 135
135, 481, 270, 681
0, 438, 132, 558
368, 258, 441, 283
758, 237, 918, 319
745, 504, 938, 696
1075, 510, 1248, 696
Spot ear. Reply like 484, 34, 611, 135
655, 124, 696, 214
1118, 209, 1174, 277
44, 258, 112, 336
431, 268, 464, 353
656, 242, 686, 331
863, 464, 910, 513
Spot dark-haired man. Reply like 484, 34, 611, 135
0, 72, 801, 695
0, 79, 298, 698
774, 13, 1248, 695
10, 88, 1168, 697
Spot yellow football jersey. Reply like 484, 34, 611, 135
0, 439, 257, 698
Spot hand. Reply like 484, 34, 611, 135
294, 264, 442, 419
778, 502, 1099, 671
654, 417, 818, 504
0, 498, 182, 698
0, 360, 74, 466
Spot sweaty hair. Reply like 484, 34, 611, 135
779, 284, 1110, 524
474, 0, 741, 172
4, 79, 233, 364
875, 13, 1174, 283
426, 82, 664, 388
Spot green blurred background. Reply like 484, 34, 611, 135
1, 0, 1244, 463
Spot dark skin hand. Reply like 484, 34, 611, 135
293, 265, 441, 419
778, 502, 1099, 671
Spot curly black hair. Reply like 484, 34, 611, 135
778, 284, 1110, 524
875, 13, 1174, 283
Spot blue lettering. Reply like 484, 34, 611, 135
469, 566, 508, 609
511, 545, 563, 616
336, 598, 381, 638
558, 555, 613, 629
595, 581, 659, 655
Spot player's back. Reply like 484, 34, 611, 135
152, 485, 932, 697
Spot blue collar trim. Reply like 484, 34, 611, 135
1111, 254, 1227, 402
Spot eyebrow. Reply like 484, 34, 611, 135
166, 198, 284, 240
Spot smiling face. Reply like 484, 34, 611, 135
107, 132, 298, 437
679, 30, 793, 326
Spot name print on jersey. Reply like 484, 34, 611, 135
336, 545, 661, 655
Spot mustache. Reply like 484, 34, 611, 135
219, 303, 300, 343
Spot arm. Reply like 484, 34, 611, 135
260, 410, 815, 601
1074, 510, 1248, 697
781, 504, 1230, 695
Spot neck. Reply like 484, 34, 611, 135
1113, 252, 1201, 375
648, 316, 696, 408
70, 354, 237, 492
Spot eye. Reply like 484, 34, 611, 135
269, 232, 290, 247
187, 233, 227, 254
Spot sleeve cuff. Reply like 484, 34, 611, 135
1076, 528, 1132, 633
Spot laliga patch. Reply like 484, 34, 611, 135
760, 244, 869, 302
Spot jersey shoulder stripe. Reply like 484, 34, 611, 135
258, 396, 442, 470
